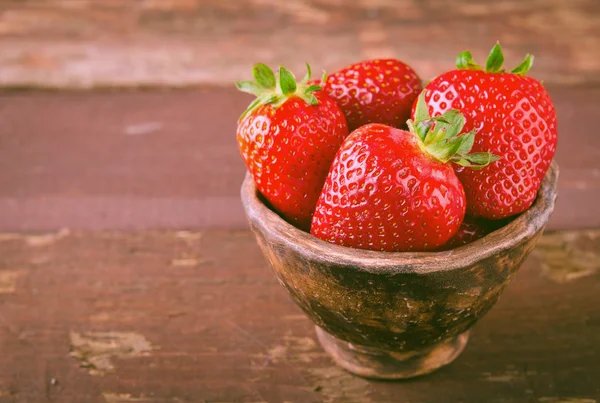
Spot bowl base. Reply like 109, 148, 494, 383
315, 326, 470, 380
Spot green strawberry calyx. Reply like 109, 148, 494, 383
456, 41, 534, 75
235, 63, 325, 120
407, 92, 500, 170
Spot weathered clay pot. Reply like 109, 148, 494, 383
240, 161, 559, 379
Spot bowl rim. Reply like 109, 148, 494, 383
241, 160, 559, 274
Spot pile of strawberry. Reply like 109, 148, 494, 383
236, 43, 557, 252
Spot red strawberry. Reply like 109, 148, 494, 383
311, 96, 498, 252
323, 59, 422, 131
415, 43, 558, 219
438, 215, 512, 250
236, 63, 349, 231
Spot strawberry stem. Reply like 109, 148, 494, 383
235, 63, 323, 120
455, 42, 534, 75
407, 92, 500, 170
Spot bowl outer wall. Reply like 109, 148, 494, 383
241, 161, 559, 350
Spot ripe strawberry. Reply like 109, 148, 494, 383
236, 63, 349, 231
311, 95, 498, 252
323, 59, 422, 132
415, 43, 558, 219
438, 215, 512, 251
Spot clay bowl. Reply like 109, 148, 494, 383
240, 161, 559, 380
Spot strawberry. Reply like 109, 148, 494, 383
415, 43, 558, 219
311, 95, 498, 252
438, 215, 512, 250
323, 59, 422, 132
236, 63, 349, 231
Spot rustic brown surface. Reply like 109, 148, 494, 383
1, 85, 599, 232
0, 229, 598, 402
0, 0, 598, 88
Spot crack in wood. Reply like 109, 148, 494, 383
102, 393, 183, 403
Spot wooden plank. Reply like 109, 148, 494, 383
0, 0, 598, 88
0, 229, 598, 402
1, 86, 599, 232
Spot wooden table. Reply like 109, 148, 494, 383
0, 230, 599, 402
1, 1, 599, 402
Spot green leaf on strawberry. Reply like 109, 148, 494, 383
408, 93, 500, 168
235, 63, 323, 120
511, 54, 534, 75
253, 63, 276, 89
455, 42, 534, 75
485, 42, 505, 73
455, 51, 482, 70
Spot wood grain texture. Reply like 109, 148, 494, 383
0, 0, 598, 88
0, 229, 598, 402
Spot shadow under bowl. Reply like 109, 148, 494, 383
240, 161, 559, 379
